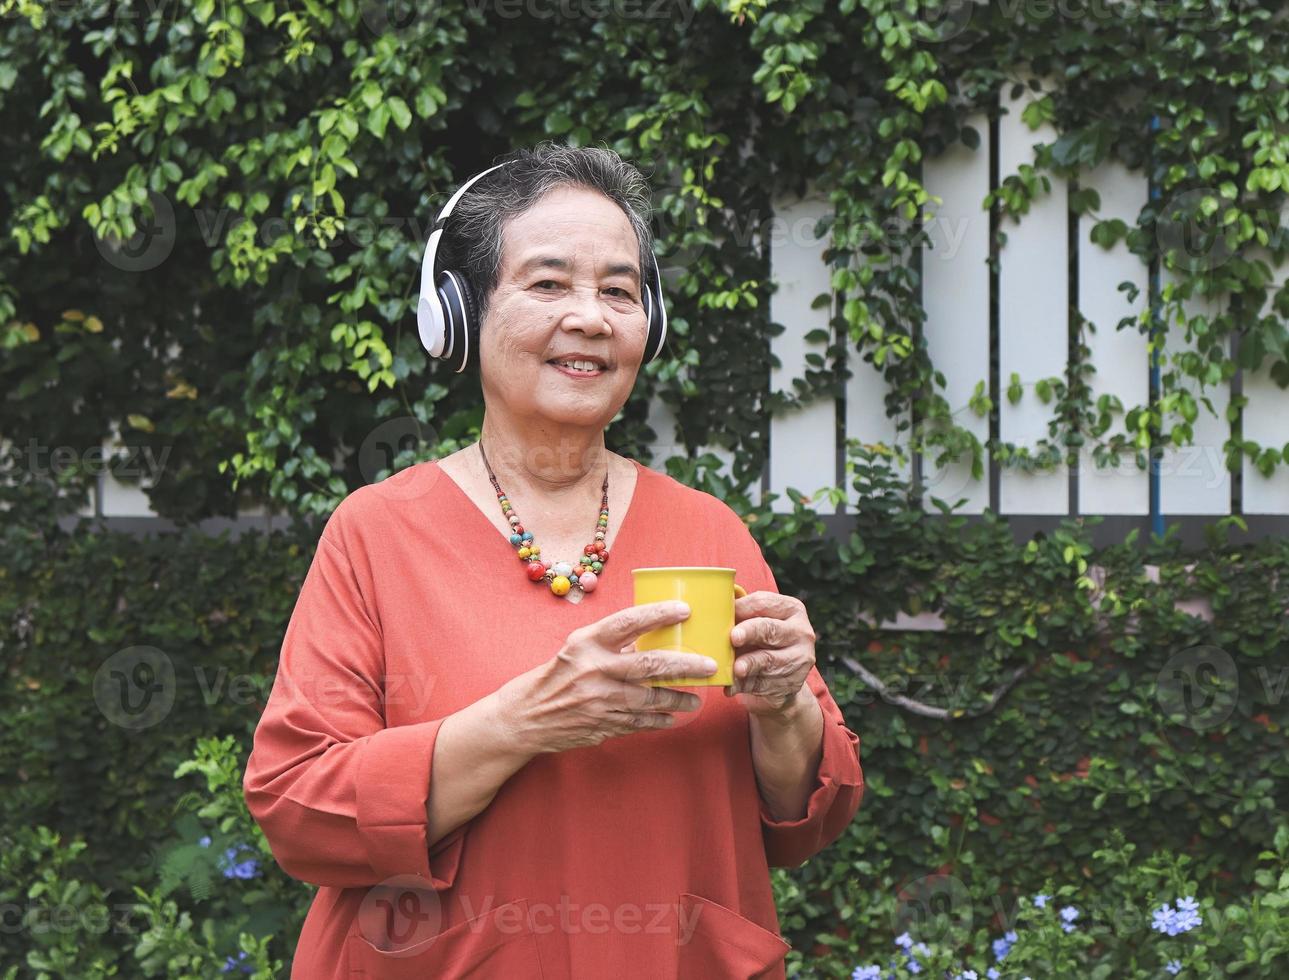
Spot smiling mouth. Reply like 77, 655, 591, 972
547, 359, 607, 375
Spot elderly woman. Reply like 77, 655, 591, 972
243, 142, 863, 979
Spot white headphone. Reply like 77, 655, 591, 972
416, 160, 670, 373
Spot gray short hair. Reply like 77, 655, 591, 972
438, 141, 655, 325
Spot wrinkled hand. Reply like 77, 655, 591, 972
723, 591, 816, 717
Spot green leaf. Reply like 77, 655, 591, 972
387, 97, 412, 130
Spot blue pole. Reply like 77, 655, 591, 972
1148, 114, 1165, 540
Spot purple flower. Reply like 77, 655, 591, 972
893, 933, 927, 974
992, 929, 1017, 960
1059, 905, 1079, 933
1174, 896, 1202, 932
1165, 961, 1182, 976
1152, 897, 1202, 937
852, 967, 882, 980
222, 951, 254, 974
198, 836, 211, 847
1032, 893, 1050, 908
986, 970, 1000, 980
218, 845, 260, 881
955, 972, 978, 980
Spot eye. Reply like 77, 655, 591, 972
534, 279, 560, 291
604, 286, 634, 299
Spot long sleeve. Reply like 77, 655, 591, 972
727, 507, 865, 868
242, 505, 466, 889
757, 663, 864, 867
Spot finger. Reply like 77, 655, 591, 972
735, 591, 795, 617
731, 616, 792, 650
617, 683, 702, 714
589, 600, 690, 651
603, 648, 718, 686
607, 710, 677, 734
733, 650, 782, 682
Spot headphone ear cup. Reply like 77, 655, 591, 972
459, 277, 481, 370
436, 270, 475, 374
643, 272, 667, 364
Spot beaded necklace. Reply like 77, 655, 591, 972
478, 441, 610, 604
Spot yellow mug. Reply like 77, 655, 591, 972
631, 566, 748, 687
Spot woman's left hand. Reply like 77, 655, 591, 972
724, 591, 816, 717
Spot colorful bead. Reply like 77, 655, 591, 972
479, 440, 612, 602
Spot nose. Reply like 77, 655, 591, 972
558, 284, 612, 337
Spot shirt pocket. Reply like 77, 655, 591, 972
675, 891, 791, 979
345, 896, 545, 979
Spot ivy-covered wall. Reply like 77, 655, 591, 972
3, 1, 1288, 977
4, 0, 1287, 519
3, 464, 1288, 976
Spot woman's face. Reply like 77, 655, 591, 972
478, 185, 649, 432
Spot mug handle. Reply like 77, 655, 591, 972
733, 584, 747, 599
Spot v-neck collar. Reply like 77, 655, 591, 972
433, 456, 652, 562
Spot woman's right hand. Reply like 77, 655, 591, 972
496, 600, 717, 755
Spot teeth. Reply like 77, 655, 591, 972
555, 360, 599, 372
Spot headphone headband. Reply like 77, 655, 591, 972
416, 158, 668, 374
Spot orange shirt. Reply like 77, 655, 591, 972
243, 458, 863, 979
